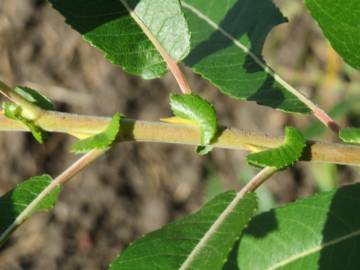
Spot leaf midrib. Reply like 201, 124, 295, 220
181, 1, 316, 113
268, 229, 360, 270
179, 191, 253, 269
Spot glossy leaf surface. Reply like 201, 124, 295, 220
110, 191, 257, 270
49, 0, 190, 79
182, 0, 309, 113
237, 183, 360, 269
305, 0, 360, 70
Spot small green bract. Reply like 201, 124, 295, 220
169, 93, 218, 155
246, 127, 305, 169
71, 112, 122, 153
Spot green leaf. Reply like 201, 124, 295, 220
3, 102, 48, 144
305, 0, 360, 70
109, 191, 257, 270
169, 94, 218, 154
181, 0, 309, 113
49, 0, 190, 79
14, 86, 54, 111
71, 112, 122, 153
237, 183, 360, 270
0, 175, 61, 246
246, 127, 305, 169
339, 127, 360, 144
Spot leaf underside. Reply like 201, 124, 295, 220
181, 0, 309, 113
109, 191, 257, 270
169, 94, 218, 154
71, 112, 121, 153
305, 0, 360, 70
237, 183, 360, 270
0, 175, 61, 246
49, 0, 190, 79
246, 127, 305, 169
339, 127, 360, 144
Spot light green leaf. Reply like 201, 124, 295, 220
237, 183, 360, 270
246, 127, 305, 169
71, 112, 121, 153
14, 86, 54, 111
49, 0, 190, 79
305, 0, 360, 70
109, 191, 257, 270
3, 102, 48, 144
169, 94, 218, 154
181, 0, 309, 113
0, 175, 61, 246
339, 127, 360, 144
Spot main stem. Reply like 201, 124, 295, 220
1, 112, 360, 166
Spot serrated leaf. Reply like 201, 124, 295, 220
3, 102, 48, 144
0, 175, 61, 246
49, 0, 190, 79
181, 0, 309, 113
71, 112, 121, 153
246, 127, 305, 169
339, 127, 360, 144
169, 94, 218, 154
109, 191, 257, 270
305, 0, 360, 70
14, 86, 54, 111
237, 183, 360, 270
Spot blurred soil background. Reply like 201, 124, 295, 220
0, 0, 360, 269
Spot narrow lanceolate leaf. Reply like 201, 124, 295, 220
49, 0, 190, 79
339, 127, 360, 144
169, 94, 218, 154
0, 175, 61, 246
14, 86, 54, 111
247, 127, 305, 169
237, 183, 360, 270
109, 191, 257, 270
71, 112, 121, 153
3, 102, 48, 144
305, 0, 360, 70
181, 0, 309, 113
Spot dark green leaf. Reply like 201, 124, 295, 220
237, 183, 360, 269
71, 112, 121, 153
169, 94, 218, 154
49, 0, 190, 79
305, 0, 360, 70
339, 127, 360, 144
0, 175, 61, 246
246, 127, 305, 169
14, 86, 54, 111
109, 191, 257, 270
181, 0, 309, 113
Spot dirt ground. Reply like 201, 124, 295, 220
0, 0, 359, 269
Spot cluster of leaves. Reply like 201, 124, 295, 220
1, 0, 360, 270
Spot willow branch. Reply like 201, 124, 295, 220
1, 112, 360, 166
